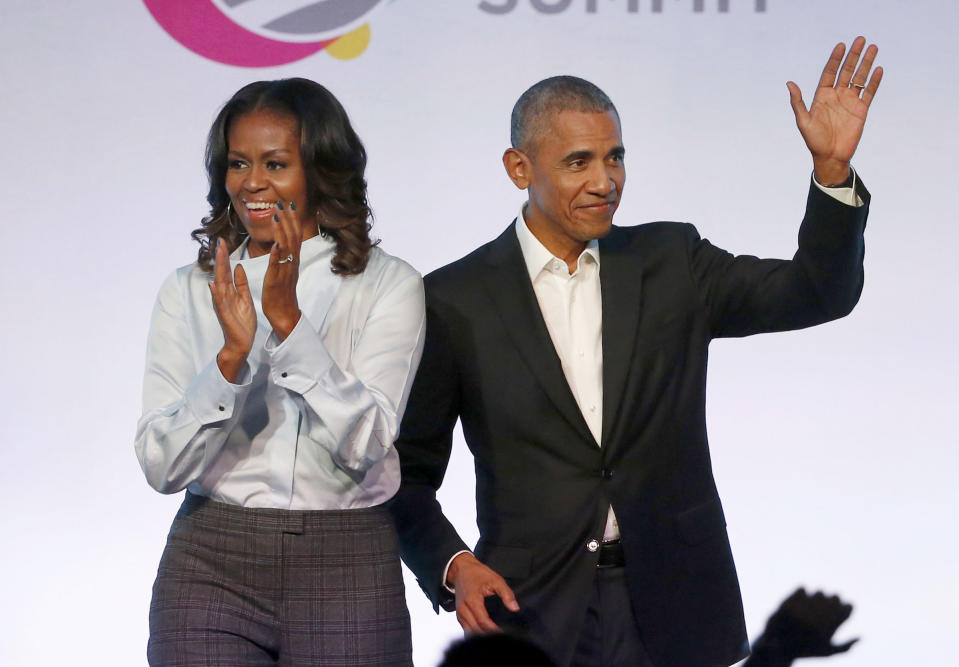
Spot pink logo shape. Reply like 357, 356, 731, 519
144, 0, 332, 68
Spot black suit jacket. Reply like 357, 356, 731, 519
390, 181, 869, 667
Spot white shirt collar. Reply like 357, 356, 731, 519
513, 202, 600, 281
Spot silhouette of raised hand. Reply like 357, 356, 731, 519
746, 587, 858, 666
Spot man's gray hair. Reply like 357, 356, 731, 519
510, 76, 618, 153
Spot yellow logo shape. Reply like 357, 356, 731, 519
326, 24, 371, 60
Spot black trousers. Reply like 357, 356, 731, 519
148, 492, 412, 666
569, 567, 655, 667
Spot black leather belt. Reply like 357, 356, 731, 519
596, 539, 625, 568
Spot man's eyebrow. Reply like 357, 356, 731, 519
562, 150, 594, 162
561, 146, 625, 162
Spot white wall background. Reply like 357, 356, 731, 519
1, 1, 956, 665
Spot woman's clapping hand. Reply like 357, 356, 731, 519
262, 201, 303, 342
209, 237, 257, 382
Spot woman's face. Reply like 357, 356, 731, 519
225, 109, 316, 257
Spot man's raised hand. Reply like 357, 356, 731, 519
787, 36, 883, 185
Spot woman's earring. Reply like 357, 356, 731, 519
226, 202, 245, 234
316, 210, 329, 238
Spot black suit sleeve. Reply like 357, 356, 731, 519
389, 287, 469, 612
690, 178, 869, 338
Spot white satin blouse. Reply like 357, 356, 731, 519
135, 233, 425, 510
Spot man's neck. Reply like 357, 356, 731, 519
523, 207, 586, 275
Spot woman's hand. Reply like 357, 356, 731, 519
209, 238, 257, 382
262, 201, 303, 341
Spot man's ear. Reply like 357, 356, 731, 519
502, 148, 532, 190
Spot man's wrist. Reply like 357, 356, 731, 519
446, 552, 468, 586
812, 159, 852, 187
445, 551, 474, 591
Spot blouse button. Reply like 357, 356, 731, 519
281, 372, 288, 378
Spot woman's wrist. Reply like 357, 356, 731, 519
267, 309, 302, 342
217, 346, 250, 383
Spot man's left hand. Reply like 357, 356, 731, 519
787, 36, 883, 185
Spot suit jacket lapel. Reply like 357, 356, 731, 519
599, 227, 644, 448
481, 223, 597, 446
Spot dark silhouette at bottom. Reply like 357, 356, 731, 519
439, 633, 557, 667
745, 588, 858, 667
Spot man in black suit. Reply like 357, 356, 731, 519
390, 38, 882, 667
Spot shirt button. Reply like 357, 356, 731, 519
589, 405, 597, 413
281, 372, 288, 378
587, 539, 599, 553
218, 405, 225, 412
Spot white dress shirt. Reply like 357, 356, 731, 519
135, 233, 426, 510
514, 210, 622, 541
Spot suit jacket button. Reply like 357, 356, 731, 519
601, 467, 613, 480
587, 539, 599, 553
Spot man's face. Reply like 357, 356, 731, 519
515, 110, 625, 257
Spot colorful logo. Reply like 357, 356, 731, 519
144, 0, 390, 67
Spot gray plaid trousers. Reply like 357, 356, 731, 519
148, 493, 412, 666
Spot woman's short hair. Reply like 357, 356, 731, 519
192, 78, 376, 275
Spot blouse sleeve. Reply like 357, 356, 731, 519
264, 263, 426, 474
134, 270, 253, 493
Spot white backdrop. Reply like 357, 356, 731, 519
1, 1, 957, 665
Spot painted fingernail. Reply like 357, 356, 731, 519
289, 201, 296, 211
276, 201, 284, 211
274, 213, 279, 222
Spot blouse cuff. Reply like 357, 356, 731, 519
185, 358, 252, 424
265, 314, 335, 395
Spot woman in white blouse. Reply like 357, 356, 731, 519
135, 78, 424, 666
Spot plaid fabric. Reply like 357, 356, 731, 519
148, 493, 412, 666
